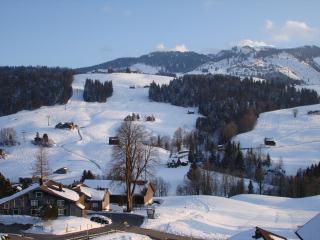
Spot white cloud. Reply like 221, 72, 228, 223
237, 39, 273, 48
268, 20, 316, 42
156, 43, 166, 51
265, 20, 274, 31
173, 44, 188, 52
155, 43, 189, 52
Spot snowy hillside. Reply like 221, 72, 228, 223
191, 49, 320, 84
0, 73, 198, 186
234, 104, 320, 175
143, 194, 320, 239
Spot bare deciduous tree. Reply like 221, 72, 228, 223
172, 127, 184, 152
152, 177, 171, 197
109, 121, 158, 212
32, 146, 51, 180
0, 127, 18, 146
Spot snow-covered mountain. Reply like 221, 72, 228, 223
76, 45, 320, 84
191, 45, 320, 84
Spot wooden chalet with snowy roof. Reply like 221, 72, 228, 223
31, 132, 54, 147
0, 180, 86, 217
55, 122, 76, 130
264, 137, 276, 146
108, 136, 119, 145
73, 184, 110, 211
83, 179, 155, 206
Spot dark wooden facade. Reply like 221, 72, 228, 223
0, 182, 86, 217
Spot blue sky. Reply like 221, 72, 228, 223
0, 0, 319, 68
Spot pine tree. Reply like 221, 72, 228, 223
0, 172, 14, 198
188, 144, 195, 163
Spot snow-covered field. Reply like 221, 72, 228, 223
143, 194, 320, 240
234, 104, 320, 175
93, 232, 151, 240
0, 73, 198, 187
25, 216, 101, 235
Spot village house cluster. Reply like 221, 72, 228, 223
0, 179, 155, 218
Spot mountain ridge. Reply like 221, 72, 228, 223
75, 45, 320, 84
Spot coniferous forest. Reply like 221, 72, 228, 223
83, 79, 113, 102
0, 66, 73, 117
149, 74, 319, 143
149, 74, 320, 197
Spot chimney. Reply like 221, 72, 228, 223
59, 183, 62, 191
39, 178, 43, 186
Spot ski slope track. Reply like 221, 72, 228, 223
0, 73, 198, 186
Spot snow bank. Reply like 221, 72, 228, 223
0, 215, 39, 225
25, 216, 102, 235
143, 195, 320, 240
93, 232, 152, 240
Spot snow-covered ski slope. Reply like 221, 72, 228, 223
0, 73, 198, 185
143, 194, 320, 240
234, 104, 320, 175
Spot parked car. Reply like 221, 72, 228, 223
90, 214, 112, 225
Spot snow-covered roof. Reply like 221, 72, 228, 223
42, 184, 80, 202
0, 183, 39, 205
83, 180, 148, 195
79, 186, 107, 201
0, 181, 81, 205
296, 213, 320, 240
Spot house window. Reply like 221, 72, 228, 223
35, 192, 43, 199
13, 208, 20, 215
57, 200, 64, 207
3, 203, 9, 209
30, 209, 38, 216
92, 202, 99, 209
58, 208, 65, 216
31, 200, 38, 207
